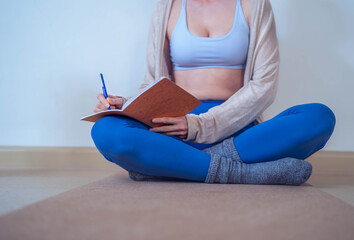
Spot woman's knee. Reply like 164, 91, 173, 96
91, 116, 138, 154
91, 116, 115, 145
300, 103, 336, 146
309, 103, 336, 133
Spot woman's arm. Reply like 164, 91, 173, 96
183, 0, 280, 144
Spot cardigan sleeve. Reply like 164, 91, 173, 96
182, 0, 280, 144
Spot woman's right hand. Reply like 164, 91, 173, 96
93, 94, 125, 113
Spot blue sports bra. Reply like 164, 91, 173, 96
170, 0, 250, 70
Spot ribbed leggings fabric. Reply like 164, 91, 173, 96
91, 101, 336, 182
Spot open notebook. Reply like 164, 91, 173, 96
80, 76, 202, 127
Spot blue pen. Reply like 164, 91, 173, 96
100, 73, 111, 110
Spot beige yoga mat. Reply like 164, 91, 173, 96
0, 171, 353, 240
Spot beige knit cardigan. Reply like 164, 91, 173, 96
123, 0, 280, 144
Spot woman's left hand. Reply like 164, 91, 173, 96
149, 116, 188, 139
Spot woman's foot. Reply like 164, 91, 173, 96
205, 153, 312, 185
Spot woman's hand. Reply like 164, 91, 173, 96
93, 94, 125, 113
149, 116, 188, 139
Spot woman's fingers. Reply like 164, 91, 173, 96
97, 93, 110, 108
150, 124, 184, 133
97, 94, 124, 108
152, 117, 179, 124
107, 96, 124, 107
93, 102, 106, 113
94, 94, 125, 113
164, 131, 187, 136
150, 124, 173, 132
149, 117, 188, 138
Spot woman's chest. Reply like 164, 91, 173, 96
166, 0, 250, 41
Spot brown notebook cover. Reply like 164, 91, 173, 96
80, 76, 202, 127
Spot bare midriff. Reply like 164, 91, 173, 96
173, 68, 244, 101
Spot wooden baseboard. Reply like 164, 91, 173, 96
306, 151, 354, 175
0, 146, 353, 175
0, 146, 113, 169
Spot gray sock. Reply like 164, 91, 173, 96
202, 136, 312, 185
201, 136, 244, 158
205, 151, 312, 185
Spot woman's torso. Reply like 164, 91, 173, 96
166, 0, 250, 100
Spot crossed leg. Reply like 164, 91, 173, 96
233, 103, 336, 163
91, 103, 336, 182
91, 115, 211, 182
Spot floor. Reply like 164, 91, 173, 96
0, 168, 118, 216
0, 147, 353, 216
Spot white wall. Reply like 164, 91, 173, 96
0, 0, 353, 151
264, 0, 354, 152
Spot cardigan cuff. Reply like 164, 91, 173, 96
182, 113, 199, 142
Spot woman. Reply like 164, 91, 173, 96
91, 0, 336, 185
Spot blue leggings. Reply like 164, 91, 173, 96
91, 102, 336, 182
